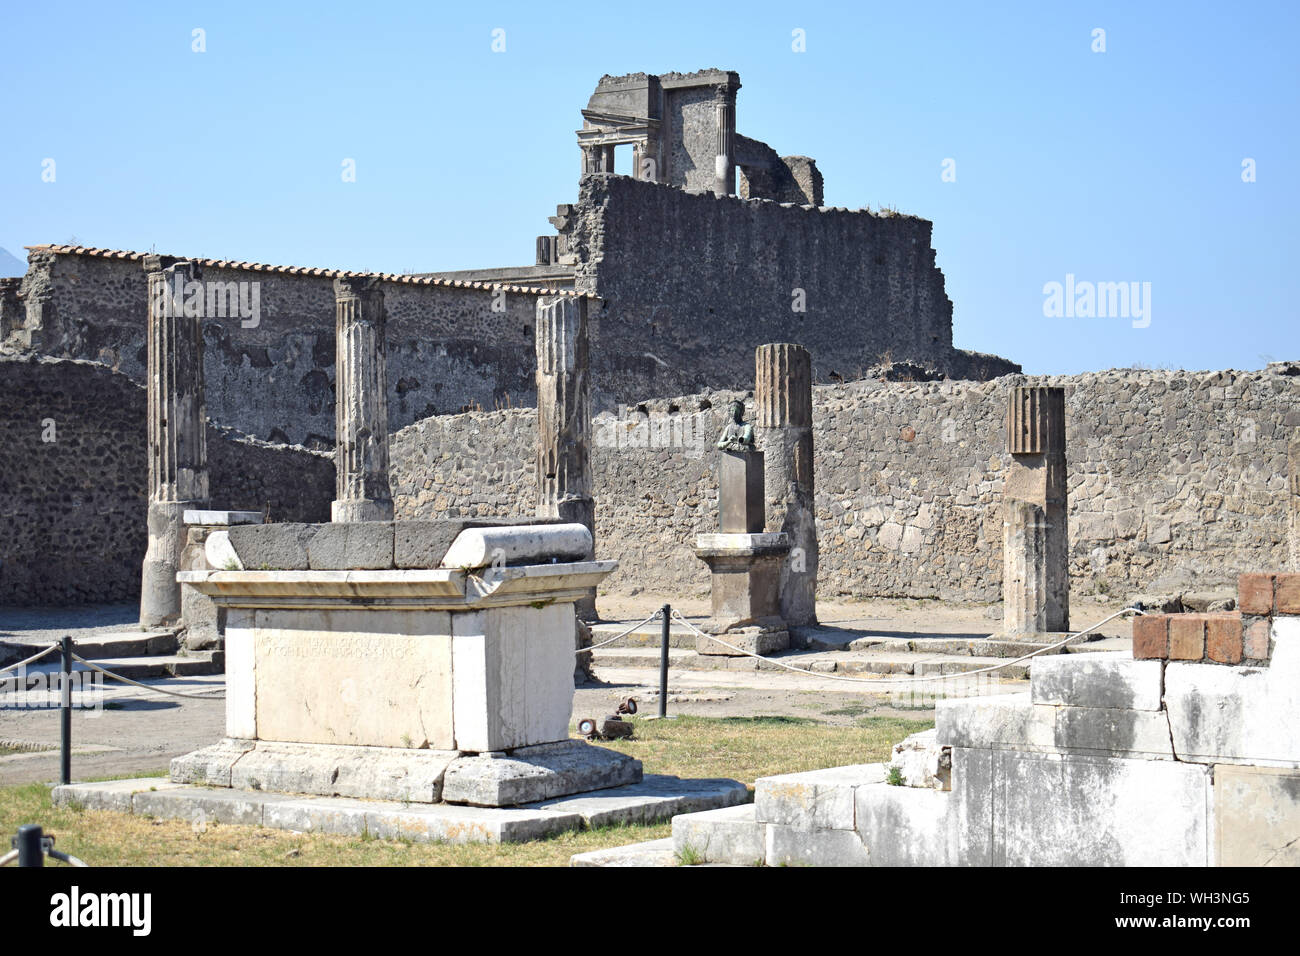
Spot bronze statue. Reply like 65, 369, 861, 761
716, 399, 756, 452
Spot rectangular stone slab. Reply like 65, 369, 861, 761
1030, 653, 1165, 711
440, 739, 642, 807
252, 607, 455, 750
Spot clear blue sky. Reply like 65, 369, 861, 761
2, 1, 1296, 374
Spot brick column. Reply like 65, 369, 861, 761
331, 276, 393, 522
140, 257, 210, 626
1002, 386, 1069, 634
755, 343, 817, 626
536, 295, 595, 619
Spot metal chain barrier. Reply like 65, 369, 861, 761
0, 643, 59, 676
667, 606, 1144, 687
579, 611, 663, 653
70, 654, 225, 700
2, 825, 87, 867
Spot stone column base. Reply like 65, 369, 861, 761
141, 499, 206, 627
695, 624, 790, 657
332, 499, 395, 522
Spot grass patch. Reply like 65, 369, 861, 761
599, 714, 932, 783
0, 715, 932, 867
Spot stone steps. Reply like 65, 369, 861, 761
590, 646, 1035, 679
23, 651, 224, 681
588, 621, 697, 649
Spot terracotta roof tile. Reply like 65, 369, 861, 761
24, 244, 585, 298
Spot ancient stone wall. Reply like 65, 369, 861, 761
0, 355, 333, 605
9, 249, 551, 448
389, 366, 1300, 603
565, 174, 1018, 405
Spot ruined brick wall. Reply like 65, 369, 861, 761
566, 174, 1017, 405
0, 355, 333, 605
389, 366, 1300, 603
10, 250, 548, 448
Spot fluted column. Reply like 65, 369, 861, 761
536, 295, 595, 618
714, 99, 735, 197
756, 343, 817, 626
331, 276, 393, 522
1289, 431, 1299, 571
1003, 386, 1069, 633
140, 257, 209, 626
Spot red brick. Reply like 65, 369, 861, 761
1205, 613, 1243, 664
1238, 574, 1275, 615
1169, 615, 1206, 661
1275, 574, 1300, 615
1132, 614, 1169, 659
1244, 618, 1271, 661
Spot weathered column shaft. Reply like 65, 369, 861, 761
756, 343, 817, 626
331, 276, 393, 522
1002, 386, 1069, 633
140, 257, 210, 626
1289, 432, 1299, 571
714, 100, 735, 197
536, 295, 593, 529
536, 295, 595, 619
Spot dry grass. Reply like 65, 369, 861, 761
0, 715, 931, 867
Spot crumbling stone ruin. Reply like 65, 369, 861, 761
1, 69, 1296, 614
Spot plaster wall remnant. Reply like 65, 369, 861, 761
1002, 386, 1069, 634
756, 343, 817, 626
331, 276, 393, 522
140, 257, 210, 626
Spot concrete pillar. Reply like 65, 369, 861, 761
1289, 431, 1299, 571
1002, 386, 1069, 634
140, 257, 210, 627
536, 295, 595, 619
331, 276, 393, 522
714, 100, 734, 197
755, 343, 817, 627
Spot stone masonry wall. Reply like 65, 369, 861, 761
565, 174, 1018, 404
10, 249, 550, 448
0, 355, 333, 605
390, 366, 1300, 603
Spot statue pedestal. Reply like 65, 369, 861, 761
693, 532, 790, 656
718, 449, 765, 533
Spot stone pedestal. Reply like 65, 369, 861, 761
179, 510, 264, 651
535, 296, 596, 619
693, 532, 790, 656
756, 343, 817, 627
332, 276, 393, 522
1002, 386, 1069, 634
718, 450, 765, 533
140, 258, 209, 627
172, 525, 637, 807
